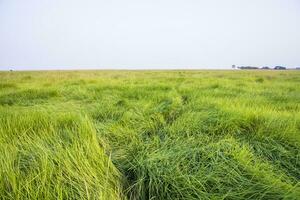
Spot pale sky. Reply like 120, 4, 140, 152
0, 0, 299, 70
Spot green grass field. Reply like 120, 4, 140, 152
0, 70, 299, 199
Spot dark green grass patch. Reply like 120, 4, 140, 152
0, 89, 59, 106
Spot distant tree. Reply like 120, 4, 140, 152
239, 66, 259, 70
274, 66, 286, 70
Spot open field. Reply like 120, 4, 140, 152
0, 70, 300, 199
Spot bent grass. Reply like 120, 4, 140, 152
0, 70, 299, 199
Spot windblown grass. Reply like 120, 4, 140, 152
0, 70, 299, 199
0, 109, 122, 199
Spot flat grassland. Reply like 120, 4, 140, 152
0, 70, 299, 199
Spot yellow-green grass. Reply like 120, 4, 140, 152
0, 70, 299, 199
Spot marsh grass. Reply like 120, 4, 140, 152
0, 70, 299, 199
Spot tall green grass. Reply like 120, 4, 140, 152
0, 70, 299, 199
0, 109, 122, 199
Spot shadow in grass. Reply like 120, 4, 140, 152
0, 83, 17, 89
0, 89, 59, 106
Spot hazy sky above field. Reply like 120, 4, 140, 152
0, 0, 300, 70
